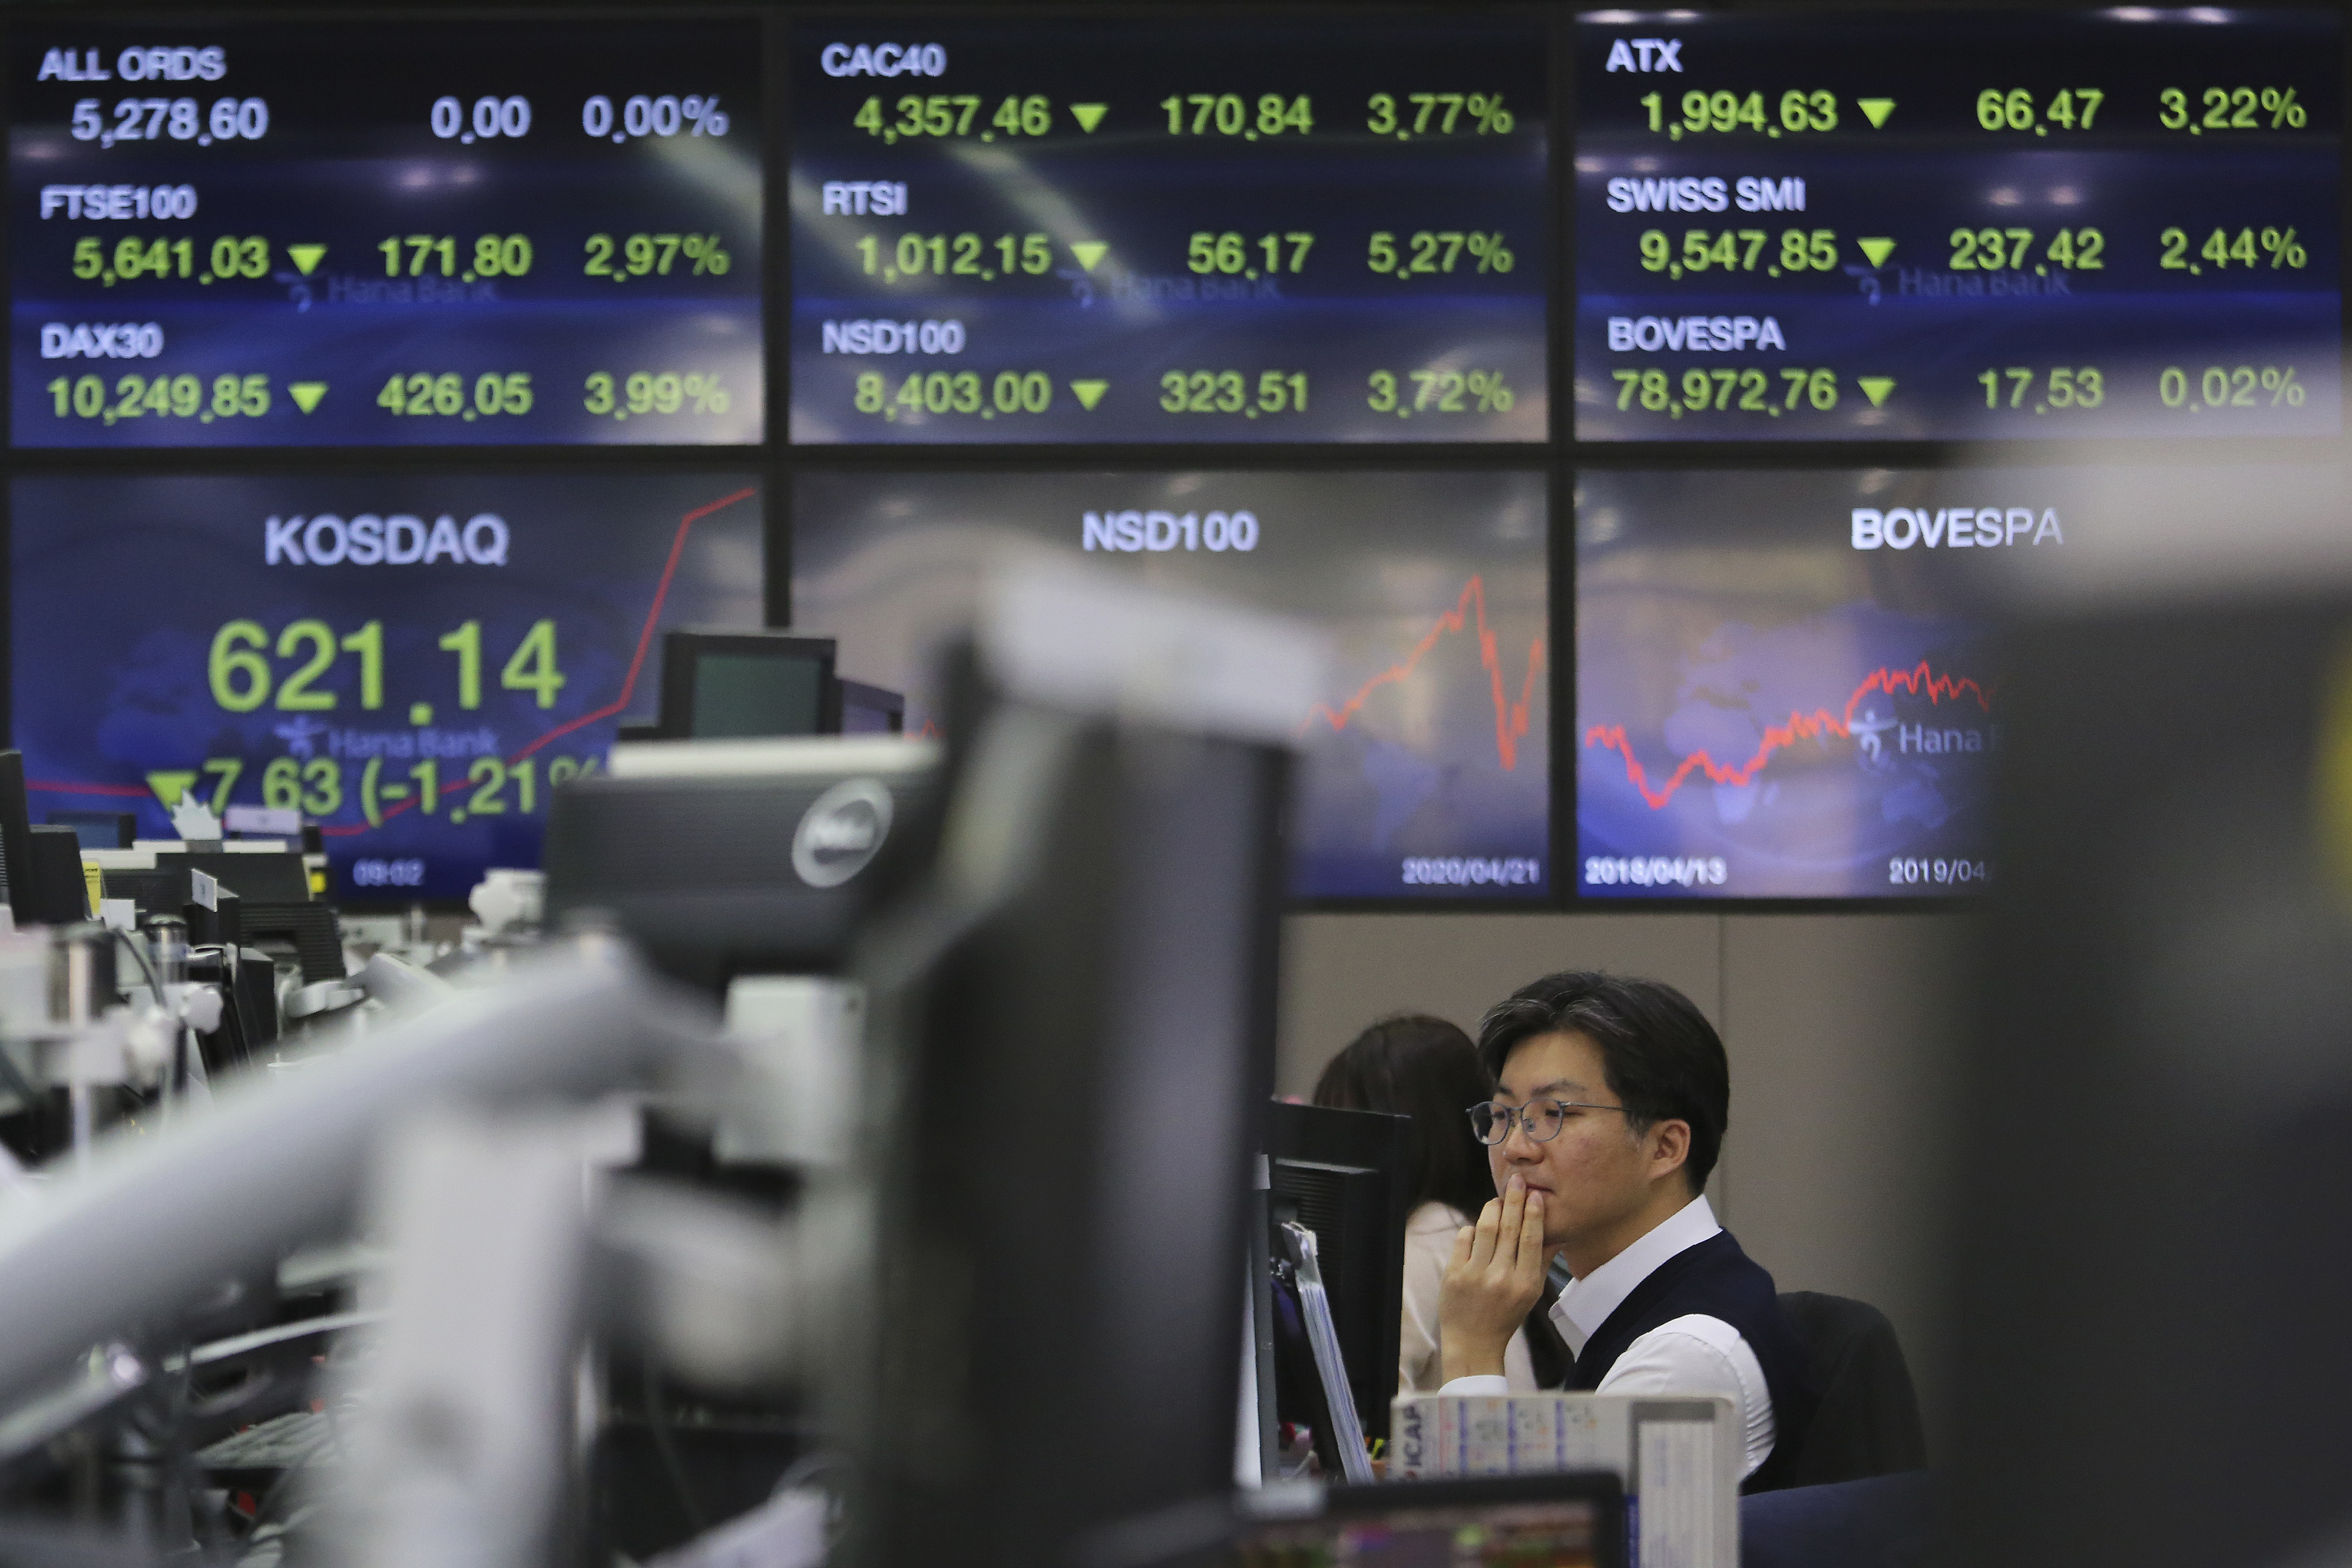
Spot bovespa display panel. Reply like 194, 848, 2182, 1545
12, 474, 762, 901
1576, 469, 2014, 900
1575, 9, 2341, 440
790, 19, 1547, 443
791, 470, 1550, 899
11, 22, 763, 448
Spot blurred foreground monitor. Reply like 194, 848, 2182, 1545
1957, 499, 2352, 1566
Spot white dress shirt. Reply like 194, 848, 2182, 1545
1436, 1195, 1778, 1477
1398, 1201, 1536, 1393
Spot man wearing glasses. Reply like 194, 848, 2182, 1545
1434, 971, 1815, 1487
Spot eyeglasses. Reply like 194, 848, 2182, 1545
1466, 1098, 1633, 1146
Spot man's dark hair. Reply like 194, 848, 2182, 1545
1475, 972, 1728, 1194
1312, 1014, 1496, 1219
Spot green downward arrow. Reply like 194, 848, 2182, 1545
1070, 380, 1108, 410
1857, 238, 1897, 268
288, 382, 329, 414
1858, 377, 1896, 408
1069, 103, 1107, 133
146, 770, 198, 808
1857, 98, 1896, 129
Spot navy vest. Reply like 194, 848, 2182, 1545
1556, 1229, 1817, 1493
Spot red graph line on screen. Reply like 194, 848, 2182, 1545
1298, 576, 1545, 771
309, 485, 759, 838
1583, 660, 1992, 811
26, 780, 148, 797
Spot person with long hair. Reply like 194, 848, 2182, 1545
1314, 1014, 1539, 1392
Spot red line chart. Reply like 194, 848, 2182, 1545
31, 487, 761, 839
28, 780, 147, 797
1583, 660, 1992, 811
1298, 575, 1545, 771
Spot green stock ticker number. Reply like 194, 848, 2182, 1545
854, 93, 1058, 139
208, 617, 566, 715
1947, 227, 2104, 270
180, 751, 600, 827
1160, 93, 1312, 135
583, 372, 732, 417
48, 372, 268, 421
1366, 93, 1514, 135
1638, 89, 1838, 135
379, 234, 533, 279
1615, 367, 1840, 416
1160, 370, 1309, 414
1367, 230, 1513, 276
1641, 228, 1840, 275
1974, 88, 2104, 132
855, 232, 1053, 280
73, 234, 269, 283
378, 373, 533, 417
856, 370, 1054, 417
2159, 86, 2307, 132
1188, 232, 1314, 275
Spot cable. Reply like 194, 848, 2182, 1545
641, 1361, 706, 1534
112, 927, 189, 1095
111, 924, 162, 999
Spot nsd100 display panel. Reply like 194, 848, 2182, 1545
791, 469, 1551, 900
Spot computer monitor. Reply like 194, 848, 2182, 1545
1234, 1475, 1628, 1568
45, 810, 135, 851
1264, 1101, 1415, 1446
539, 735, 941, 991
837, 680, 906, 735
0, 751, 34, 923
834, 690, 1293, 1568
21, 827, 89, 924
658, 630, 838, 741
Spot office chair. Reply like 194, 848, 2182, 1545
1776, 1290, 1929, 1486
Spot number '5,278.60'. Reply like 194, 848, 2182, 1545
208, 618, 567, 713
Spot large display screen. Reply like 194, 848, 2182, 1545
10, 22, 763, 448
1576, 469, 2013, 900
791, 470, 1549, 899
1575, 10, 2341, 440
12, 474, 762, 901
789, 19, 1546, 444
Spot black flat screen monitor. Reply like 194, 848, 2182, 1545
46, 810, 136, 850
540, 735, 940, 990
1265, 1100, 1414, 1446
658, 631, 836, 740
837, 680, 906, 735
843, 686, 1288, 1568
